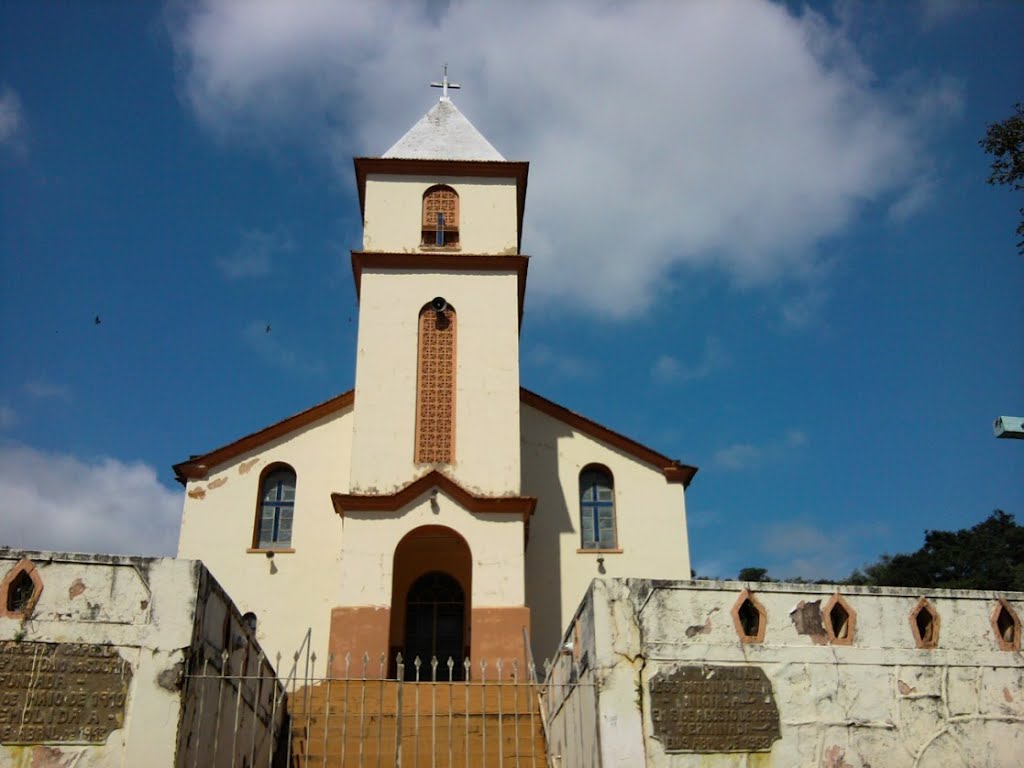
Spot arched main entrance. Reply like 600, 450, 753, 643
404, 571, 465, 678
389, 526, 471, 680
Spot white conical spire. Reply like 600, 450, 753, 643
382, 69, 505, 161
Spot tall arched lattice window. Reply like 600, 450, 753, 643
254, 464, 296, 549
579, 464, 617, 550
415, 301, 456, 463
422, 185, 459, 247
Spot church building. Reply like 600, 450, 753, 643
174, 82, 697, 676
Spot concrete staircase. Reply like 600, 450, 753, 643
289, 680, 547, 767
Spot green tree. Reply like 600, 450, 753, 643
846, 511, 1024, 591
980, 103, 1024, 255
737, 567, 771, 582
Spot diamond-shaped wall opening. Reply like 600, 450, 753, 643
0, 558, 43, 619
731, 590, 767, 644
823, 592, 856, 645
829, 603, 850, 639
7, 570, 35, 613
910, 597, 940, 649
992, 599, 1021, 651
738, 600, 760, 637
996, 607, 1014, 641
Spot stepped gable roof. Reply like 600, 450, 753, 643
173, 387, 698, 488
382, 98, 505, 161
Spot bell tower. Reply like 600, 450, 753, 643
348, 80, 530, 496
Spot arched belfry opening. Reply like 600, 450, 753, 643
389, 525, 471, 679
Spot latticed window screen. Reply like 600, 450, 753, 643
422, 186, 459, 246
579, 466, 616, 549
415, 307, 456, 463
257, 468, 296, 548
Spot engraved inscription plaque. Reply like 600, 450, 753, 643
0, 641, 132, 745
649, 665, 781, 753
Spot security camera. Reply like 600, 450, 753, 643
431, 297, 448, 313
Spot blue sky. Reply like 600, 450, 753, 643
1, 1, 1021, 580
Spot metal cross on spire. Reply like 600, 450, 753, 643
430, 64, 461, 101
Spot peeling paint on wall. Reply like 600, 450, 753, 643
67, 578, 85, 600
187, 487, 206, 500
238, 458, 260, 475
822, 745, 854, 768
208, 477, 228, 490
28, 744, 80, 767
789, 598, 827, 644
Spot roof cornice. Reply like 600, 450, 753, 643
172, 390, 355, 484
519, 388, 699, 487
350, 251, 529, 329
353, 157, 529, 252
332, 470, 537, 520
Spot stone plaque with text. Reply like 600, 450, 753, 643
0, 641, 132, 745
649, 665, 781, 752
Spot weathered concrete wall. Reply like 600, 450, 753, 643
0, 551, 284, 768
175, 566, 287, 768
546, 578, 1024, 767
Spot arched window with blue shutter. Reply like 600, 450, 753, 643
254, 464, 296, 549
579, 464, 617, 550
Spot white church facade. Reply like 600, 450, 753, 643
174, 90, 697, 674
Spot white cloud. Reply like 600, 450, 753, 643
917, 0, 978, 29
216, 229, 294, 279
713, 442, 763, 471
24, 378, 73, 402
527, 344, 587, 378
243, 320, 325, 376
652, 336, 729, 383
0, 86, 24, 148
714, 427, 807, 470
169, 0, 946, 316
0, 443, 181, 556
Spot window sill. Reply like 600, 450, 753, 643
577, 548, 623, 554
419, 245, 462, 252
247, 547, 296, 555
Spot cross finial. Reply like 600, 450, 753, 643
430, 64, 461, 101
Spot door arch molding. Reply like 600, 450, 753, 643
389, 525, 471, 678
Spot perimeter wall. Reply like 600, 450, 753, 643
545, 578, 1024, 767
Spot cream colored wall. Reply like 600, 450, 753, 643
177, 408, 353, 664
338, 493, 526, 610
519, 404, 691, 661
362, 175, 519, 255
349, 270, 522, 496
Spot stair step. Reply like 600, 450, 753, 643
288, 681, 547, 767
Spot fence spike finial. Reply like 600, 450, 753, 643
431, 655, 438, 681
